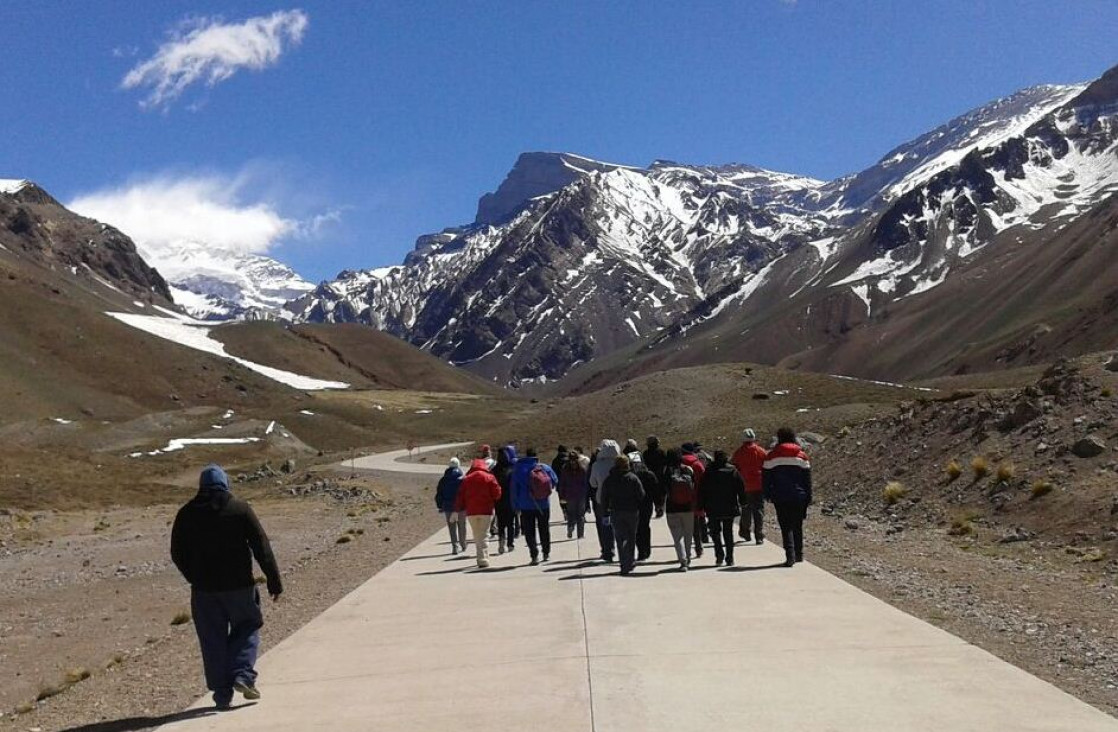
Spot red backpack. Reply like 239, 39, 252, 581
668, 466, 695, 506
529, 465, 553, 501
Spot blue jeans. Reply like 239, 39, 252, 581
191, 586, 263, 705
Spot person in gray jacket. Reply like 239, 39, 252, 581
588, 439, 620, 562
600, 454, 645, 575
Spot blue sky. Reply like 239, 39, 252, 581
2, 1, 1116, 281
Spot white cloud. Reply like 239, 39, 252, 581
69, 174, 296, 257
122, 9, 308, 110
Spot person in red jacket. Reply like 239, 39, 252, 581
454, 459, 502, 568
681, 443, 707, 559
731, 428, 767, 545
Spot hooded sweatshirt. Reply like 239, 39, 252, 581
170, 464, 283, 596
511, 456, 558, 512
493, 446, 517, 511
588, 440, 620, 502
435, 463, 465, 512
455, 459, 503, 515
601, 466, 645, 514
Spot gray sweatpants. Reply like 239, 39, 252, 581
666, 512, 695, 566
444, 511, 467, 550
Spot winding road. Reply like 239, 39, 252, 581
345, 441, 475, 475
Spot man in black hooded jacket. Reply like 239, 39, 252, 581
171, 464, 282, 709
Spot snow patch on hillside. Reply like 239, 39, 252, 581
106, 311, 349, 390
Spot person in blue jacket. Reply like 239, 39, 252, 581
435, 458, 466, 555
511, 447, 558, 565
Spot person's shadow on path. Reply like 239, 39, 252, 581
59, 703, 254, 732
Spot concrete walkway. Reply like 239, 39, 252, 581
161, 503, 1118, 731
345, 441, 474, 475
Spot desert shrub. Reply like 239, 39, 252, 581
14, 701, 35, 714
1030, 480, 1054, 499
336, 534, 352, 544
883, 481, 907, 505
838, 426, 851, 438
971, 456, 989, 480
947, 516, 975, 536
996, 462, 1016, 482
170, 611, 191, 626
946, 459, 963, 482
1102, 387, 1113, 398
65, 668, 91, 684
36, 682, 68, 701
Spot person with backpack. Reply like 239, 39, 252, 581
661, 449, 697, 571
558, 449, 590, 539
511, 448, 558, 565
624, 445, 662, 562
600, 454, 645, 575
493, 445, 517, 554
435, 457, 467, 555
732, 428, 767, 544
698, 451, 747, 566
763, 427, 813, 567
681, 443, 708, 559
454, 458, 503, 569
171, 465, 282, 709
588, 439, 620, 563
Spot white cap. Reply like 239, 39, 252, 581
449, 457, 460, 469
742, 429, 757, 442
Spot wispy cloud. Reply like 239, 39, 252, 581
122, 9, 308, 110
69, 173, 298, 258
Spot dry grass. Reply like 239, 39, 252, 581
945, 459, 963, 482
14, 701, 35, 715
170, 611, 191, 626
64, 667, 91, 684
36, 682, 68, 702
971, 456, 990, 480
948, 511, 979, 536
1030, 480, 1054, 499
1102, 387, 1113, 398
883, 481, 907, 505
996, 462, 1016, 483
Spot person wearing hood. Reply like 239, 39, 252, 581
171, 464, 282, 710
455, 458, 503, 568
588, 439, 620, 563
625, 447, 663, 562
698, 451, 747, 566
558, 448, 591, 539
601, 454, 645, 575
681, 443, 708, 559
661, 449, 697, 571
732, 429, 767, 544
492, 445, 518, 554
763, 427, 813, 567
511, 448, 559, 565
435, 458, 467, 555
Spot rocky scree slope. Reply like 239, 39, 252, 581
290, 71, 1112, 386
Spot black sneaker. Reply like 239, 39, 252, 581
530, 556, 539, 566
783, 557, 795, 567
542, 553, 549, 562
795, 554, 804, 563
756, 536, 764, 546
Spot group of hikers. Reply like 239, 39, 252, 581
168, 428, 812, 710
435, 427, 813, 575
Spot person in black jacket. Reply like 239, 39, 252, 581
626, 451, 663, 561
698, 451, 747, 566
600, 455, 645, 576
643, 436, 668, 481
171, 464, 282, 709
493, 446, 517, 554
552, 445, 570, 524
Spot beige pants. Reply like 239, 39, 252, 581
467, 514, 492, 567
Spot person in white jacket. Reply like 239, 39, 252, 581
588, 439, 619, 563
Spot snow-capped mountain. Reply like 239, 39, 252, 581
144, 245, 314, 321
290, 63, 1118, 386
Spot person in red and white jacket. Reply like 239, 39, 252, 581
762, 427, 812, 567
454, 459, 502, 568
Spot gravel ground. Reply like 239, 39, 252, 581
0, 472, 442, 732
810, 513, 1118, 718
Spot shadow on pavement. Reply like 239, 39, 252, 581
720, 563, 789, 572
59, 704, 254, 732
415, 565, 518, 576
